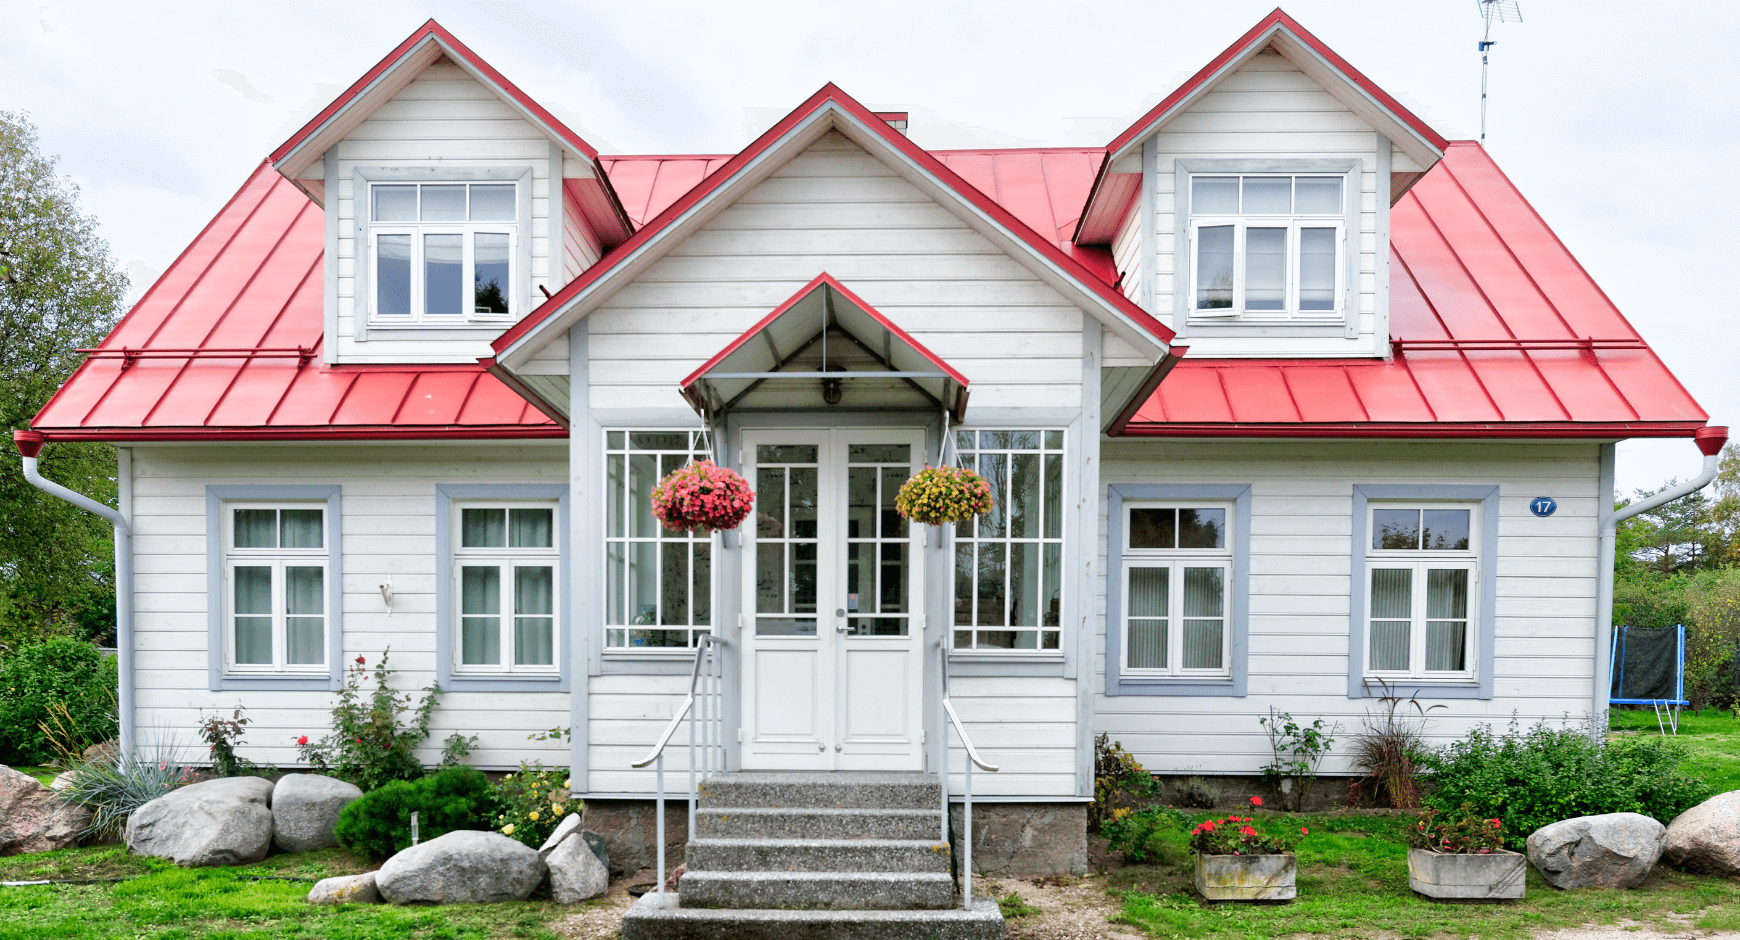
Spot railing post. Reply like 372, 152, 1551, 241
655, 752, 666, 903
964, 757, 973, 910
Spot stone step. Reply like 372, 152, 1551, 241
676, 870, 956, 910
696, 807, 943, 841
686, 838, 951, 873
621, 892, 1004, 940
696, 773, 940, 811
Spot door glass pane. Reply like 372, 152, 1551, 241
285, 566, 324, 666
790, 467, 817, 539
848, 444, 909, 462
469, 184, 516, 221
508, 508, 553, 548
848, 467, 876, 540
756, 468, 785, 538
1370, 568, 1412, 671
372, 185, 417, 222
424, 233, 463, 315
420, 184, 466, 221
1129, 508, 1175, 549
233, 566, 273, 665
849, 617, 906, 636
474, 233, 510, 314
977, 542, 1007, 626
1192, 176, 1239, 214
1244, 227, 1286, 310
1179, 508, 1226, 549
1195, 225, 1234, 310
660, 543, 689, 625
1127, 566, 1167, 669
757, 543, 785, 614
461, 566, 501, 665
1298, 227, 1337, 311
879, 542, 908, 613
791, 542, 817, 613
1373, 509, 1421, 550
1243, 176, 1292, 213
1423, 510, 1472, 550
233, 509, 276, 548
847, 542, 869, 613
1182, 567, 1225, 670
462, 508, 506, 548
514, 566, 554, 666
756, 445, 818, 463
1010, 453, 1040, 538
375, 234, 411, 316
1295, 176, 1342, 214
881, 467, 907, 539
1043, 454, 1063, 539
1010, 542, 1040, 627
279, 509, 323, 549
977, 453, 1008, 539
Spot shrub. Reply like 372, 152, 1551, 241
1188, 799, 1309, 856
197, 705, 271, 778
0, 637, 117, 765
492, 761, 580, 848
1259, 709, 1336, 812
333, 766, 495, 860
295, 650, 444, 791
1347, 681, 1443, 808
56, 730, 197, 837
1419, 718, 1714, 850
1172, 776, 1220, 809
1100, 805, 1189, 864
1091, 734, 1159, 830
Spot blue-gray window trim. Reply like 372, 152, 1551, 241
436, 483, 571, 692
1348, 484, 1499, 700
206, 485, 344, 691
1105, 483, 1251, 697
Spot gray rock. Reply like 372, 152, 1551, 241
375, 830, 544, 904
546, 827, 610, 903
1527, 812, 1666, 889
272, 774, 362, 853
0, 764, 90, 855
582, 830, 610, 873
538, 813, 584, 862
1664, 790, 1740, 875
307, 871, 380, 904
125, 776, 274, 867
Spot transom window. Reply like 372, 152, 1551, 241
369, 182, 516, 323
452, 503, 558, 674
1188, 174, 1345, 320
224, 504, 327, 673
1121, 504, 1233, 676
1365, 504, 1477, 679
604, 431, 713, 649
952, 430, 1065, 651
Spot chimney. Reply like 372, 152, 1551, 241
875, 112, 909, 136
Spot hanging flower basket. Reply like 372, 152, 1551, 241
894, 465, 993, 526
650, 460, 755, 533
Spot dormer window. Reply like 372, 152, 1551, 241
369, 181, 517, 322
1187, 173, 1347, 321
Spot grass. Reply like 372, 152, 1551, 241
16, 766, 60, 787
1609, 706, 1740, 793
1107, 810, 1740, 939
996, 888, 1043, 918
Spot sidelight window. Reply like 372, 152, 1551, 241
952, 430, 1065, 651
604, 431, 714, 649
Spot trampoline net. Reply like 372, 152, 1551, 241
1611, 625, 1681, 703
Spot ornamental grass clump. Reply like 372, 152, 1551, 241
1188, 797, 1307, 857
894, 465, 992, 525
650, 460, 755, 533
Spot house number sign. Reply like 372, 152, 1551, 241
1530, 497, 1557, 517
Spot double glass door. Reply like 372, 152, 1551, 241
740, 429, 925, 770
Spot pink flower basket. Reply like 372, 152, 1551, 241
650, 460, 755, 533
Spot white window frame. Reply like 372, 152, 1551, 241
366, 181, 519, 325
222, 502, 329, 675
1186, 173, 1348, 322
602, 430, 716, 651
1362, 502, 1480, 682
450, 501, 561, 676
1119, 501, 1234, 678
950, 428, 1067, 653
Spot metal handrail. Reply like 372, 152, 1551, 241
938, 640, 997, 910
630, 633, 724, 904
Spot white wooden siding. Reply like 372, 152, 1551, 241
585, 131, 1085, 413
129, 443, 572, 770
331, 58, 556, 365
1146, 52, 1387, 358
1094, 440, 1602, 775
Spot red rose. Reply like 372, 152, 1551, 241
297, 735, 308, 745
355, 655, 366, 664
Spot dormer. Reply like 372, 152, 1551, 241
269, 21, 634, 365
1077, 11, 1447, 359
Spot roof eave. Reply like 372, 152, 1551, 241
1116, 422, 1710, 440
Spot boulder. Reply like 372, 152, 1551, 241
0, 764, 90, 855
538, 813, 584, 862
539, 816, 609, 903
272, 774, 363, 853
125, 776, 274, 867
375, 830, 544, 904
1527, 812, 1666, 889
307, 871, 380, 904
1664, 791, 1740, 875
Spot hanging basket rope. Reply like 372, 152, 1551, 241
650, 458, 755, 533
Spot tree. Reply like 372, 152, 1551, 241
1616, 482, 1725, 577
0, 112, 127, 651
1710, 443, 1740, 568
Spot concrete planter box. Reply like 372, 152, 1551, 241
1193, 853, 1296, 901
1407, 847, 1526, 899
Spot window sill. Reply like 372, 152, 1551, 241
214, 673, 336, 692
1183, 320, 1350, 338
444, 673, 567, 692
1354, 677, 1482, 700
1108, 674, 1241, 698
360, 324, 518, 343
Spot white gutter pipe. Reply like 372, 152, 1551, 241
1592, 425, 1728, 738
14, 429, 133, 759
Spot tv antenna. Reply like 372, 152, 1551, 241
1477, 0, 1523, 143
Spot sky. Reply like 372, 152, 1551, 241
3, 0, 1734, 495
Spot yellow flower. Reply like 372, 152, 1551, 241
503, 824, 516, 835
529, 811, 540, 821
553, 803, 565, 815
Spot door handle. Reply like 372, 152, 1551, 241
836, 608, 849, 634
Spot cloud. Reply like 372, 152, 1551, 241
211, 69, 273, 105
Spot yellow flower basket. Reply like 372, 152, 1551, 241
894, 465, 994, 526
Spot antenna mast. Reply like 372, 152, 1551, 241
1477, 0, 1523, 143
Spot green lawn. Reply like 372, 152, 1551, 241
1609, 706, 1740, 793
1107, 811, 1740, 939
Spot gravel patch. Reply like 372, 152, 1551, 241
982, 876, 1143, 940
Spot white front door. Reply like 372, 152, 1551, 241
740, 428, 926, 771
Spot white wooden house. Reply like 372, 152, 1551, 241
20, 12, 1720, 873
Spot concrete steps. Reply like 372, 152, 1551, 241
620, 771, 1002, 940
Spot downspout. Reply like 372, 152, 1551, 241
14, 429, 133, 759
1592, 425, 1728, 739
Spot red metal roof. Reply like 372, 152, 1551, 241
30, 162, 562, 442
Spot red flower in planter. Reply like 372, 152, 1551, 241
1301, 827, 1309, 835
1249, 796, 1263, 808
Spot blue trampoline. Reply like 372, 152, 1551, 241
1609, 624, 1688, 734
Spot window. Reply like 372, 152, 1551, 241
1188, 174, 1345, 320
451, 503, 559, 674
1121, 504, 1233, 676
952, 430, 1065, 651
368, 181, 516, 322
1364, 504, 1477, 680
604, 431, 713, 649
223, 504, 328, 673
